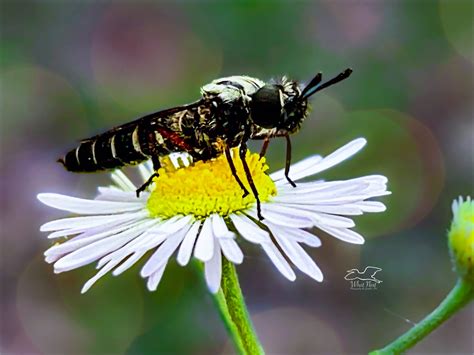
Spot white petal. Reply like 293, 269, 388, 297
211, 214, 229, 237
46, 228, 88, 239
138, 162, 154, 182
169, 152, 192, 169
275, 138, 367, 183
194, 218, 214, 262
260, 242, 296, 281
273, 226, 321, 247
140, 225, 189, 277
98, 218, 193, 271
179, 153, 192, 167
97, 241, 144, 270
205, 239, 222, 293
229, 214, 268, 244
45, 254, 61, 264
129, 216, 192, 252
254, 206, 313, 228
319, 225, 365, 244
277, 175, 386, 196
278, 202, 363, 216
53, 220, 154, 273
277, 180, 344, 195
37, 193, 143, 215
279, 180, 350, 193
45, 214, 148, 240
110, 170, 136, 191
104, 224, 169, 261
218, 236, 244, 264
274, 188, 368, 205
96, 225, 169, 270
177, 221, 201, 266
312, 212, 355, 228
452, 198, 459, 215
81, 258, 121, 293
40, 210, 148, 232
275, 181, 369, 200
145, 215, 193, 236
145, 160, 154, 172
168, 152, 192, 168
268, 224, 323, 281
93, 229, 157, 276
264, 204, 355, 228
147, 263, 167, 291
356, 174, 388, 184
112, 251, 147, 276
44, 220, 151, 257
96, 187, 148, 202
80, 268, 110, 294
299, 194, 376, 206
270, 155, 323, 181
351, 201, 387, 212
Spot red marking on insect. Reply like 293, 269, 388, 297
157, 128, 192, 151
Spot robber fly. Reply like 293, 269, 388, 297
59, 69, 352, 219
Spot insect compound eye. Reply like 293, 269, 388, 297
250, 84, 283, 129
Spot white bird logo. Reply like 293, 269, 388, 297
344, 266, 382, 283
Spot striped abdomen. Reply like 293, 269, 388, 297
60, 124, 192, 172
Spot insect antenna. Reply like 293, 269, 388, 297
300, 72, 322, 98
301, 68, 353, 99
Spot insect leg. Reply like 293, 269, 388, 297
136, 156, 161, 197
284, 134, 297, 187
151, 155, 160, 171
259, 137, 270, 159
225, 146, 249, 197
239, 140, 263, 220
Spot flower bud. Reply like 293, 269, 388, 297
448, 197, 474, 282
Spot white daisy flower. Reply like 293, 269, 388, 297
37, 138, 390, 294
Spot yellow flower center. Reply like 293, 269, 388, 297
448, 198, 474, 282
147, 149, 277, 219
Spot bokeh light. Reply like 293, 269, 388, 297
91, 3, 222, 114
56, 267, 144, 355
306, 0, 385, 53
439, 1, 474, 63
16, 256, 89, 354
221, 307, 344, 354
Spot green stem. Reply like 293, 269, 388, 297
212, 258, 264, 355
370, 278, 474, 355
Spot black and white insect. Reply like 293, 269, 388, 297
59, 69, 353, 219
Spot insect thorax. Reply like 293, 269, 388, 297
197, 76, 263, 153
200, 75, 309, 142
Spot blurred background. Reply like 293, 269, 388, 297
1, 1, 473, 354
